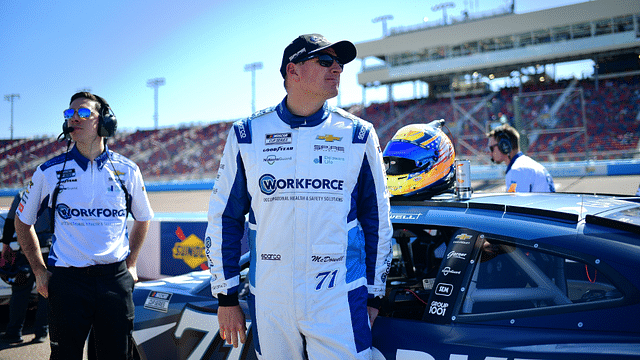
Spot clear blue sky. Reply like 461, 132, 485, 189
0, 0, 589, 139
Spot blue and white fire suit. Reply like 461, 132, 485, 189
205, 98, 393, 359
505, 152, 555, 193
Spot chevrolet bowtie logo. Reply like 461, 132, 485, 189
317, 135, 342, 142
455, 233, 473, 240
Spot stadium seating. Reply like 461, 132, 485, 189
1, 76, 639, 187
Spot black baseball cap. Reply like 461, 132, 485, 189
280, 34, 357, 78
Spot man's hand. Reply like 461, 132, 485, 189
367, 306, 379, 327
33, 268, 52, 298
127, 265, 138, 282
217, 305, 247, 348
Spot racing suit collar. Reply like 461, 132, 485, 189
276, 96, 329, 129
69, 144, 110, 171
506, 151, 524, 173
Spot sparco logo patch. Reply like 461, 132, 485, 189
357, 126, 367, 140
237, 123, 247, 139
261, 253, 281, 261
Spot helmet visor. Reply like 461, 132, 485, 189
383, 141, 438, 175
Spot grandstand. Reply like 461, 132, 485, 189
2, 75, 638, 188
1, 0, 639, 188
355, 0, 640, 163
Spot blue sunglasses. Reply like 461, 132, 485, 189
63, 107, 93, 120
297, 53, 343, 69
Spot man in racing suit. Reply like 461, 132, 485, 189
205, 34, 393, 359
487, 124, 555, 193
15, 92, 153, 360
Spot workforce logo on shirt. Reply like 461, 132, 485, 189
258, 174, 344, 195
56, 203, 126, 220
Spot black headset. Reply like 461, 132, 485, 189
96, 95, 118, 138
496, 131, 513, 155
61, 94, 117, 140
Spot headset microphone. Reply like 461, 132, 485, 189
57, 123, 75, 142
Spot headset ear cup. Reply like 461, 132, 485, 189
98, 113, 117, 137
94, 94, 117, 138
498, 134, 512, 154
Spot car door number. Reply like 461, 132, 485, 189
174, 306, 252, 360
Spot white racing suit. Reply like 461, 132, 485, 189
205, 98, 393, 359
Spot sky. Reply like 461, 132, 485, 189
0, 0, 591, 139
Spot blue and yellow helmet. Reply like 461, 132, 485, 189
383, 119, 455, 199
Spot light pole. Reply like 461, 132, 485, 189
4, 93, 19, 140
244, 62, 263, 114
432, 2, 455, 25
372, 15, 394, 37
147, 78, 165, 129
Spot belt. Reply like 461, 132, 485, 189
53, 260, 126, 277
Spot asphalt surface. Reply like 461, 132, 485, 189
0, 174, 638, 359
0, 304, 91, 360
0, 305, 49, 359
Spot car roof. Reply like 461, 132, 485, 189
390, 192, 640, 235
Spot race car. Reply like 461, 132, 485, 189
131, 192, 640, 359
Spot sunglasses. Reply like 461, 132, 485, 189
63, 107, 93, 120
297, 54, 343, 69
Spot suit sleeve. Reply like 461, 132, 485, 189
356, 124, 393, 299
205, 126, 250, 301
15, 169, 46, 226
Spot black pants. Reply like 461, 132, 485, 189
48, 261, 135, 360
7, 268, 48, 338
